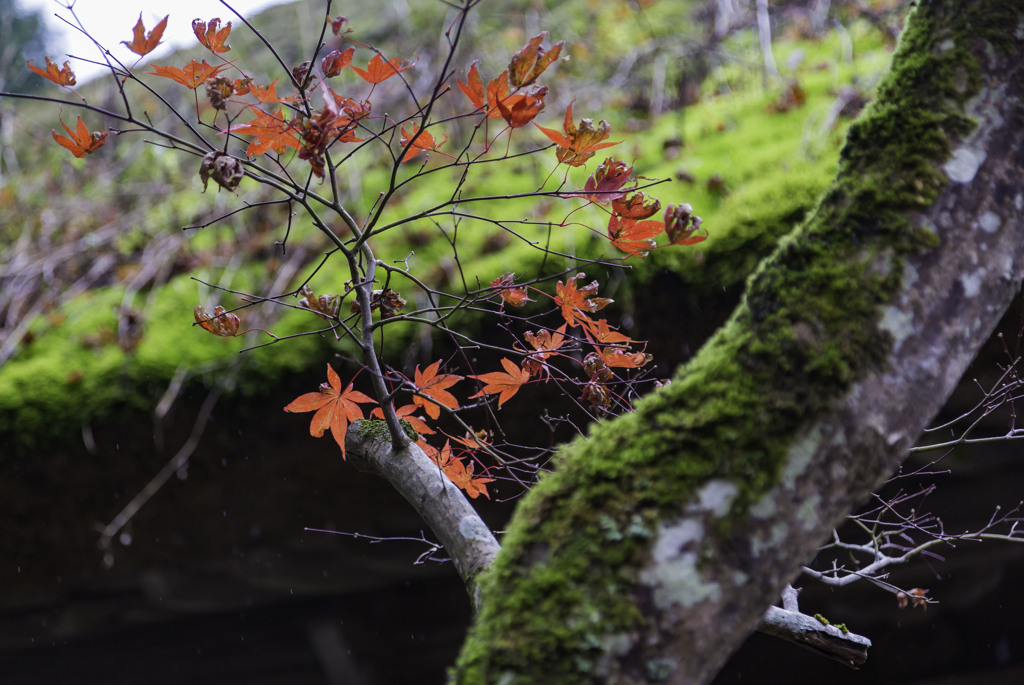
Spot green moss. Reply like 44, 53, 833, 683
814, 613, 830, 626
351, 417, 419, 443
455, 2, 1015, 681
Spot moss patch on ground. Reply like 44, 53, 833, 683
1, 4, 897, 457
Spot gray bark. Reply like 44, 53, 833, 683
345, 421, 500, 605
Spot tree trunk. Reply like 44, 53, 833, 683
453, 2, 1024, 683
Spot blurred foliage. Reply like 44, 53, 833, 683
0, 0, 50, 93
0, 0, 908, 454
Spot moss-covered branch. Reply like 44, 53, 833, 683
454, 1, 1024, 683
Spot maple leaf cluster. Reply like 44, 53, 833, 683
456, 32, 563, 131
284, 363, 495, 499
567, 155, 709, 258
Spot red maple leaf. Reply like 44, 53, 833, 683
193, 18, 232, 53
350, 53, 415, 85
457, 62, 506, 119
412, 361, 462, 420
400, 124, 447, 162
607, 214, 664, 257
51, 116, 109, 158
569, 157, 634, 204
147, 60, 227, 90
554, 273, 613, 328
283, 364, 375, 458
536, 102, 620, 167
122, 14, 168, 57
231, 107, 300, 156
27, 57, 76, 87
469, 358, 530, 407
508, 32, 563, 87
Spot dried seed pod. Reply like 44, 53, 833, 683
199, 151, 244, 192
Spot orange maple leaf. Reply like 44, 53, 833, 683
232, 107, 300, 156
554, 273, 613, 328
607, 214, 664, 258
350, 53, 415, 85
283, 364, 375, 458
322, 47, 355, 78
424, 440, 494, 499
523, 324, 567, 360
193, 304, 240, 337
490, 273, 533, 309
508, 32, 563, 87
457, 62, 510, 120
496, 85, 547, 128
521, 324, 567, 378
600, 348, 653, 369
400, 123, 447, 162
586, 319, 634, 347
412, 360, 462, 420
612, 191, 661, 220
450, 429, 492, 451
469, 358, 530, 407
51, 116, 109, 158
27, 57, 76, 87
446, 456, 494, 499
371, 403, 435, 435
248, 79, 297, 104
192, 18, 232, 53
536, 102, 620, 167
122, 14, 168, 56
147, 60, 227, 90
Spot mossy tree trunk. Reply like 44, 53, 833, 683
449, 2, 1024, 683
